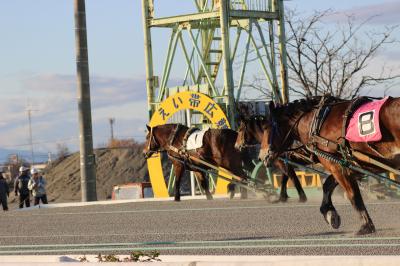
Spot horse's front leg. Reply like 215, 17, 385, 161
172, 162, 185, 202
279, 174, 289, 202
286, 165, 307, 202
231, 166, 248, 200
320, 174, 340, 229
274, 160, 307, 202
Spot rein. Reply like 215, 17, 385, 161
268, 111, 307, 156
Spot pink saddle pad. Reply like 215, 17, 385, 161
345, 97, 389, 142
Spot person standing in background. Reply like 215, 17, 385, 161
0, 171, 9, 211
28, 168, 48, 206
14, 166, 31, 208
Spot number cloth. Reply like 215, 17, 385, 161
345, 97, 389, 142
186, 129, 209, 150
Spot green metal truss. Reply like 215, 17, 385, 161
142, 0, 290, 196
142, 0, 290, 127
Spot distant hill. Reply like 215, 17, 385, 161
0, 148, 48, 164
43, 145, 173, 202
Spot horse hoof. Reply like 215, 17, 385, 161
206, 194, 213, 200
279, 196, 288, 203
229, 191, 235, 200
356, 223, 376, 235
174, 198, 181, 202
326, 210, 341, 229
240, 194, 248, 200
299, 195, 307, 203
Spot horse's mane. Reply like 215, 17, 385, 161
272, 95, 340, 119
155, 123, 187, 130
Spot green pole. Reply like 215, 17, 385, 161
142, 0, 155, 118
219, 0, 236, 128
275, 0, 289, 103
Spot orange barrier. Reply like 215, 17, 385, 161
273, 171, 322, 189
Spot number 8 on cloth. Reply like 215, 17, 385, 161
359, 111, 375, 136
345, 97, 389, 143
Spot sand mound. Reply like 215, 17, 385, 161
44, 146, 153, 203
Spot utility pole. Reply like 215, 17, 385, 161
26, 106, 38, 166
109, 118, 115, 141
74, 0, 97, 201
47, 152, 52, 164
27, 109, 34, 166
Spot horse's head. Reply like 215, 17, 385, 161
143, 125, 161, 159
235, 115, 267, 151
258, 101, 288, 166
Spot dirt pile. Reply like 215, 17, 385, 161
44, 146, 152, 203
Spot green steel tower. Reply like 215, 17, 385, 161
142, 0, 289, 129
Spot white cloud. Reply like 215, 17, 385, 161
0, 73, 150, 154
326, 1, 400, 24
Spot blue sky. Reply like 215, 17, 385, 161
0, 0, 399, 160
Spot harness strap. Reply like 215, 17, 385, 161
167, 126, 200, 161
308, 95, 333, 148
180, 127, 199, 153
168, 124, 184, 147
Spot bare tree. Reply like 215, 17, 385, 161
243, 9, 399, 100
56, 143, 70, 160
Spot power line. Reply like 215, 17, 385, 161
1, 134, 146, 150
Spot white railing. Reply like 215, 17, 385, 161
229, 0, 269, 11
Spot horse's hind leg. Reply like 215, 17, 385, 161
324, 163, 375, 235
194, 171, 213, 200
320, 175, 340, 229
348, 176, 376, 235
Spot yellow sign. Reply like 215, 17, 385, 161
147, 91, 232, 198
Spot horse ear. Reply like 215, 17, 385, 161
146, 124, 151, 131
238, 113, 246, 122
235, 104, 245, 121
268, 101, 275, 112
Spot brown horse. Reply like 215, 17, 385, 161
234, 115, 308, 202
143, 124, 250, 201
259, 96, 400, 235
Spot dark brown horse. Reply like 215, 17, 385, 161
234, 115, 308, 202
259, 96, 400, 235
143, 124, 250, 201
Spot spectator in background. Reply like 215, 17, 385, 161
28, 168, 48, 206
0, 170, 9, 211
14, 166, 31, 208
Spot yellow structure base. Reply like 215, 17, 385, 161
147, 91, 231, 198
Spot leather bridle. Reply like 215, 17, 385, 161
144, 127, 163, 159
236, 119, 261, 151
264, 112, 305, 162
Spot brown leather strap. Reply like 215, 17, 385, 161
340, 97, 372, 148
181, 127, 199, 151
